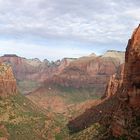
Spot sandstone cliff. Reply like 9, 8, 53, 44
0, 63, 17, 98
68, 25, 140, 139
102, 64, 124, 99
45, 54, 123, 97
111, 24, 140, 138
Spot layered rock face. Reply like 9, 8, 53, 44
0, 52, 124, 95
0, 63, 17, 98
0, 55, 75, 82
68, 25, 140, 139
111, 25, 140, 138
0, 55, 47, 81
45, 55, 123, 91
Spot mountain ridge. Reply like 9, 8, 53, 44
0, 50, 124, 95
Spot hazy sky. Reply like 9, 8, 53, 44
0, 0, 140, 60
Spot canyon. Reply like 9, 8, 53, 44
0, 50, 125, 140
0, 50, 125, 118
0, 24, 139, 139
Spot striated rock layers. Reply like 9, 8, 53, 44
0, 55, 75, 82
0, 55, 48, 82
0, 52, 124, 95
68, 25, 140, 139
0, 62, 17, 98
45, 55, 123, 91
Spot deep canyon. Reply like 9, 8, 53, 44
0, 25, 140, 140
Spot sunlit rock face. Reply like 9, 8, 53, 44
123, 25, 140, 107
0, 63, 17, 98
110, 25, 140, 138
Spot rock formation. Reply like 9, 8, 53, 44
123, 25, 140, 107
0, 62, 17, 98
0, 52, 124, 95
45, 54, 124, 97
102, 50, 125, 64
111, 24, 140, 138
68, 25, 140, 139
102, 64, 124, 99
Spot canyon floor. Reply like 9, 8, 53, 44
0, 94, 106, 140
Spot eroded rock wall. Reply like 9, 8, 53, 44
0, 63, 17, 98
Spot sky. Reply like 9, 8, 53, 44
0, 0, 140, 60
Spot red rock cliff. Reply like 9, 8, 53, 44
0, 63, 17, 98
102, 64, 124, 99
45, 55, 122, 97
111, 25, 140, 138
123, 24, 140, 107
68, 25, 140, 139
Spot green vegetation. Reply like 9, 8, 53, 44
44, 85, 101, 104
0, 93, 132, 140
0, 94, 46, 140
0, 92, 103, 140
58, 86, 100, 102
68, 123, 103, 140
0, 94, 70, 140
18, 80, 40, 94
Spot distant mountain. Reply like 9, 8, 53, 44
102, 50, 125, 64
0, 51, 124, 95
44, 51, 124, 96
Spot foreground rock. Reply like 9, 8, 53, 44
111, 24, 140, 138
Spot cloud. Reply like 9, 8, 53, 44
0, 0, 139, 42
0, 0, 139, 59
0, 39, 96, 60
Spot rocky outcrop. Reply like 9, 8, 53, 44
0, 63, 17, 98
68, 24, 140, 139
123, 25, 140, 107
102, 64, 124, 99
0, 55, 46, 81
